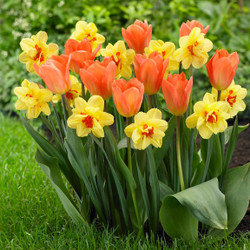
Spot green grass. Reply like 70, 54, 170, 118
0, 114, 249, 249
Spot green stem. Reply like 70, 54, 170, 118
217, 90, 221, 101
51, 102, 65, 140
126, 117, 141, 227
148, 95, 153, 110
176, 116, 185, 191
179, 62, 182, 73
188, 65, 193, 116
81, 83, 85, 100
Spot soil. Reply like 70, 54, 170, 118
229, 124, 250, 233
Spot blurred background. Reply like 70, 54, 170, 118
0, 0, 249, 119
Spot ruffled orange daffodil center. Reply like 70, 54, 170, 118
52, 75, 83, 106
173, 27, 213, 69
211, 80, 247, 118
19, 31, 58, 73
100, 40, 135, 79
186, 93, 230, 139
67, 96, 114, 138
70, 21, 105, 53
125, 109, 168, 150
14, 79, 53, 119
144, 40, 179, 71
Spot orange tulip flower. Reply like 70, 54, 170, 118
179, 20, 209, 37
122, 20, 152, 54
64, 38, 101, 74
206, 49, 239, 90
112, 78, 144, 117
80, 58, 117, 100
134, 52, 169, 95
162, 72, 193, 116
34, 55, 71, 94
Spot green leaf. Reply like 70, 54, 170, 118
159, 181, 174, 201
153, 116, 176, 169
224, 123, 249, 144
160, 178, 227, 241
209, 163, 250, 236
35, 149, 86, 225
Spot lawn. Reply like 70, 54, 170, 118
0, 114, 249, 249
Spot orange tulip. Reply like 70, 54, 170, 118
162, 72, 193, 116
206, 49, 239, 90
80, 58, 117, 100
112, 78, 144, 117
134, 51, 169, 95
122, 20, 152, 54
34, 55, 71, 94
179, 20, 209, 37
64, 38, 100, 74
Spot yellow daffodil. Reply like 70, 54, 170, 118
100, 40, 135, 79
52, 75, 83, 106
186, 93, 230, 139
70, 21, 105, 52
19, 31, 58, 73
212, 80, 247, 118
124, 109, 168, 150
67, 96, 114, 138
144, 40, 179, 70
173, 27, 213, 69
14, 79, 52, 119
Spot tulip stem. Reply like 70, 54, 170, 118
62, 95, 72, 115
217, 90, 221, 101
188, 65, 193, 115
176, 116, 185, 191
126, 117, 141, 228
81, 83, 85, 100
148, 95, 153, 110
179, 62, 182, 73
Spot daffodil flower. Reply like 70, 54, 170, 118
67, 96, 114, 138
19, 31, 58, 73
70, 21, 105, 53
211, 80, 247, 118
100, 40, 135, 79
125, 109, 168, 150
186, 93, 230, 139
52, 75, 83, 106
144, 40, 179, 71
14, 79, 53, 119
173, 27, 213, 69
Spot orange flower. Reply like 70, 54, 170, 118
64, 38, 101, 74
122, 20, 152, 54
112, 78, 144, 117
34, 55, 71, 94
134, 52, 169, 95
80, 58, 117, 100
206, 49, 239, 90
179, 20, 209, 37
162, 72, 193, 116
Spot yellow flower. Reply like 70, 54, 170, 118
52, 75, 83, 106
173, 27, 213, 69
70, 21, 105, 52
100, 40, 135, 79
19, 31, 58, 73
124, 109, 168, 150
144, 40, 179, 70
14, 79, 52, 119
67, 96, 114, 138
211, 80, 247, 118
186, 93, 230, 139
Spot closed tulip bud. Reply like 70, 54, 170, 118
64, 38, 100, 74
179, 20, 209, 37
206, 49, 239, 90
34, 55, 71, 94
134, 52, 169, 95
122, 20, 152, 54
162, 72, 193, 116
80, 58, 117, 100
112, 78, 144, 117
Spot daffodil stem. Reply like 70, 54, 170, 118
176, 116, 185, 191
81, 83, 85, 100
188, 65, 193, 115
148, 95, 153, 110
179, 62, 182, 73
217, 90, 221, 101
62, 94, 72, 115
61, 95, 68, 127
126, 117, 141, 228
51, 102, 64, 140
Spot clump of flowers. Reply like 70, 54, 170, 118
15, 19, 248, 242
